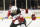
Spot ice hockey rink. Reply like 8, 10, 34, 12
0, 19, 40, 27
0, 9, 40, 27
0, 0, 40, 27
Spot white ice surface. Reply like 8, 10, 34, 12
0, 19, 40, 27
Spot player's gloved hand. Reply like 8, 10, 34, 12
32, 14, 36, 20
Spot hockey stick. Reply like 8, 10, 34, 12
27, 20, 33, 27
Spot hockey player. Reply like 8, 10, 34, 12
10, 6, 26, 27
7, 4, 12, 17
7, 9, 11, 17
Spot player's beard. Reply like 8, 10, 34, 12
11, 13, 16, 16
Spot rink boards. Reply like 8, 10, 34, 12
0, 10, 40, 19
